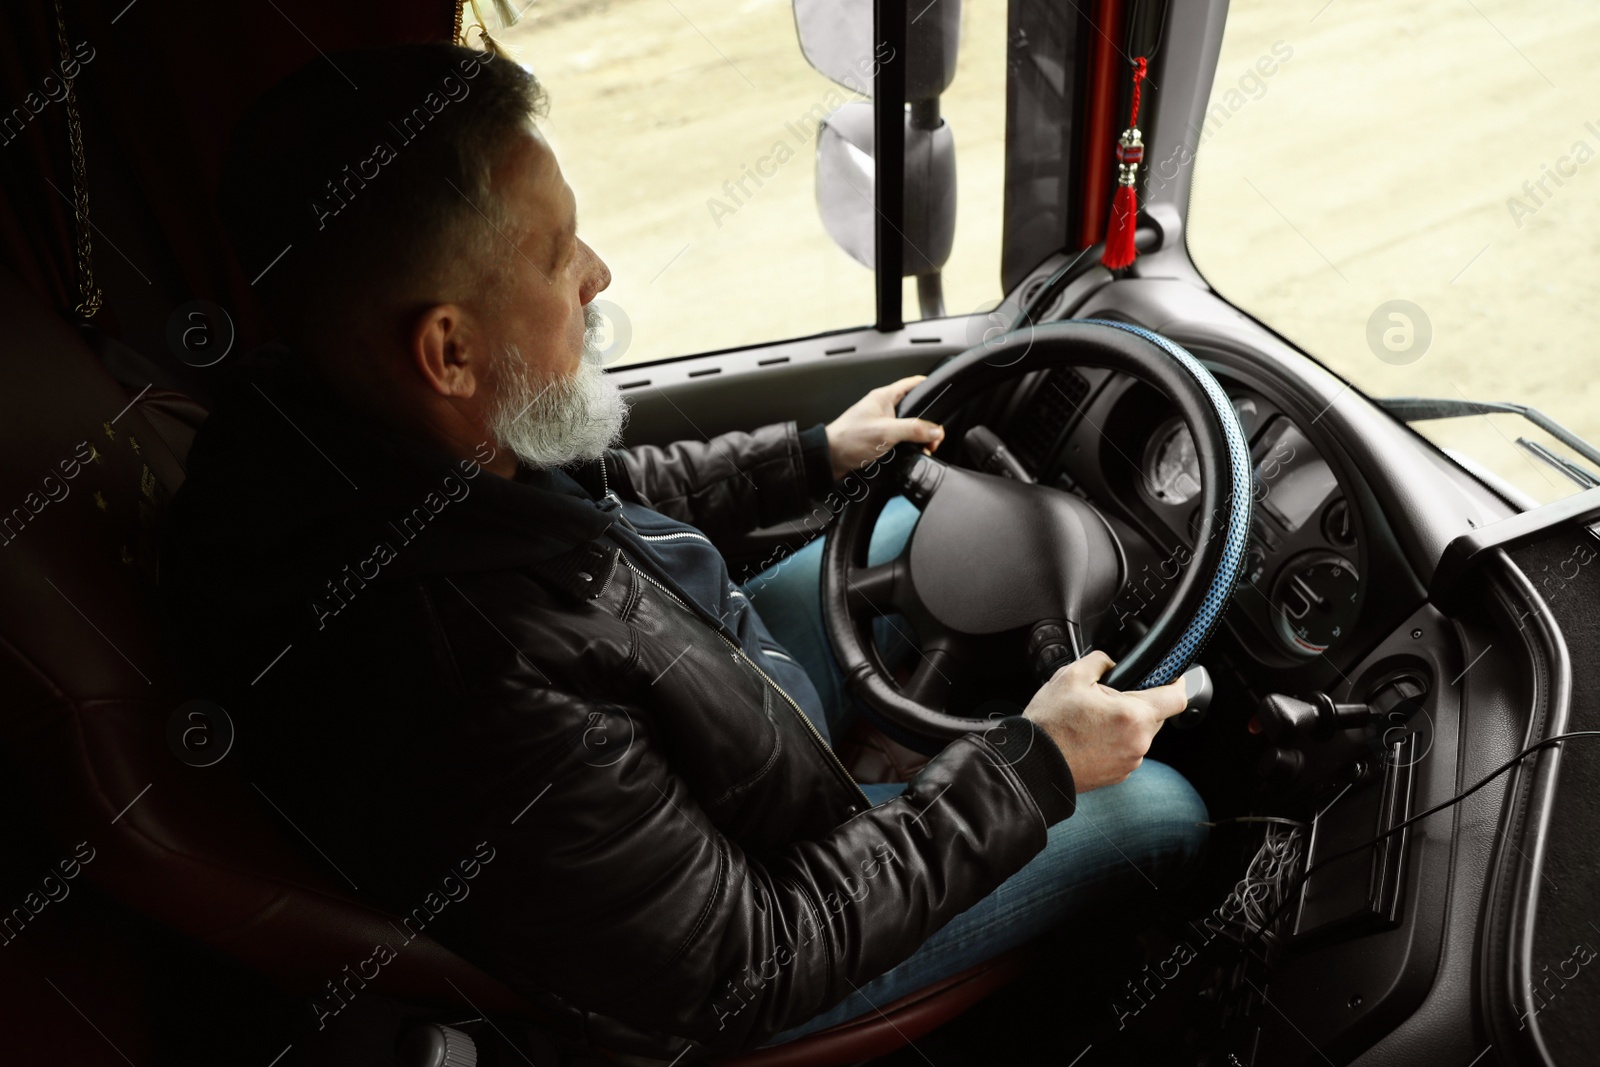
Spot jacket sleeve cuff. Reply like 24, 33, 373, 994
987, 716, 1076, 825
797, 421, 836, 499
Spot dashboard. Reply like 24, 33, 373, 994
984, 361, 1375, 674
893, 277, 1538, 1067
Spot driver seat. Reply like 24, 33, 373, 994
0, 266, 1024, 1063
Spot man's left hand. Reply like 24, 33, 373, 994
824, 375, 945, 482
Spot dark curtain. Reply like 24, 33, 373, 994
0, 0, 457, 401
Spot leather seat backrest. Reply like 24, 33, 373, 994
0, 267, 526, 1012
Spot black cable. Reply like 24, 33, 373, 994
1009, 241, 1105, 333
1202, 816, 1310, 830
1238, 729, 1600, 962
1128, 0, 1168, 68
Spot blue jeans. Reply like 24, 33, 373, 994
738, 496, 1210, 1044
739, 495, 925, 747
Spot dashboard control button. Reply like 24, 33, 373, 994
1243, 543, 1268, 587
1322, 497, 1357, 548
1028, 619, 1083, 684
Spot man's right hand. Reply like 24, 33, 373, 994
1022, 650, 1187, 793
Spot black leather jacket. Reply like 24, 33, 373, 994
159, 347, 1077, 1056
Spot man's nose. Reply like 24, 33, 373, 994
578, 240, 611, 306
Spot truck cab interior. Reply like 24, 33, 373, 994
2, 1, 1597, 1065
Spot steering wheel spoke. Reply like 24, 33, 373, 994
902, 633, 972, 710
900, 637, 965, 708
845, 557, 910, 618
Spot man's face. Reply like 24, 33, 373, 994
473, 127, 629, 470
489, 125, 611, 375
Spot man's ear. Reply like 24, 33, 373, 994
409, 303, 486, 399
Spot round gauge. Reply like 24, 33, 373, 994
1270, 551, 1361, 655
1267, 556, 1356, 655
1143, 419, 1202, 505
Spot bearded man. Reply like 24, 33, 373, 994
160, 42, 1206, 1059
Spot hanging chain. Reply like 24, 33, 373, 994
456, 0, 510, 56
453, 0, 466, 45
51, 0, 100, 320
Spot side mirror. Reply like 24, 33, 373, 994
815, 101, 955, 278
792, 0, 961, 102
797, 0, 961, 315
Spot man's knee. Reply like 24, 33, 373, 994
1093, 760, 1209, 889
867, 495, 921, 561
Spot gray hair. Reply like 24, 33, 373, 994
486, 305, 632, 470
219, 43, 549, 350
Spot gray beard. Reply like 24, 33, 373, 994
487, 306, 630, 471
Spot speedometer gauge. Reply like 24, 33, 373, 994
1143, 419, 1202, 505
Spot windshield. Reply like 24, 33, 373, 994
497, 0, 1008, 367
1186, 0, 1600, 508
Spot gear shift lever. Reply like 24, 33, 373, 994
1170, 665, 1213, 729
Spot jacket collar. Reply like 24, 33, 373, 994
169, 343, 622, 608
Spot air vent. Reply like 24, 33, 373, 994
1017, 273, 1068, 323
1007, 368, 1091, 472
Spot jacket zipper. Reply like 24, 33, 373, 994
599, 455, 635, 531
619, 554, 871, 808
635, 530, 713, 545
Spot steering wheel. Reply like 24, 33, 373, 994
820, 319, 1254, 741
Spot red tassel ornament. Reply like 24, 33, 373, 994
1100, 56, 1148, 271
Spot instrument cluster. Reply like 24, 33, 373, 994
998, 366, 1367, 667
1144, 398, 1364, 663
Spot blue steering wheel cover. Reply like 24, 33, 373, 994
1076, 320, 1255, 688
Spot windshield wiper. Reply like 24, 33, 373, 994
1515, 437, 1600, 489
1377, 396, 1600, 487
